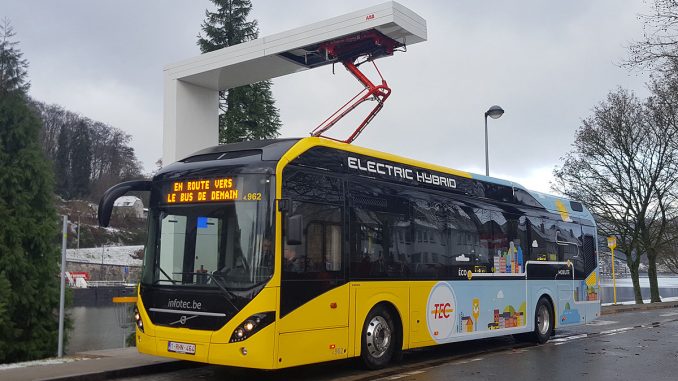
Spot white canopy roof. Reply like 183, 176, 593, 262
163, 1, 427, 163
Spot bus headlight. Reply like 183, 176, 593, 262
229, 312, 275, 343
134, 306, 144, 332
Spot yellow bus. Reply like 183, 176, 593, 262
99, 137, 600, 369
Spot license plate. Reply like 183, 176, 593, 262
167, 341, 196, 355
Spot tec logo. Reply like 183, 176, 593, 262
432, 303, 453, 319
426, 282, 457, 343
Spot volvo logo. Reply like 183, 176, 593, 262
170, 315, 197, 326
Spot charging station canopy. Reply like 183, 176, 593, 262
163, 1, 427, 163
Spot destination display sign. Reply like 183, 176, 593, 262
162, 177, 263, 204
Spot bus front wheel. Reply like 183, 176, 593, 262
361, 305, 399, 369
532, 297, 554, 344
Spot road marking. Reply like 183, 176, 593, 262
586, 320, 617, 326
659, 312, 678, 317
455, 357, 484, 364
552, 334, 588, 345
600, 327, 633, 336
377, 370, 427, 381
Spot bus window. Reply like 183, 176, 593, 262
444, 203, 481, 272
557, 221, 582, 269
582, 225, 597, 275
529, 217, 559, 261
325, 224, 342, 271
349, 180, 411, 279
473, 208, 493, 269
411, 197, 446, 278
490, 213, 528, 273
159, 214, 187, 283
283, 202, 342, 278
351, 208, 410, 279
282, 168, 343, 203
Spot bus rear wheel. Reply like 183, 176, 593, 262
361, 305, 399, 369
532, 297, 553, 344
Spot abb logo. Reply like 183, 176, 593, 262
365, 13, 375, 21
432, 302, 453, 319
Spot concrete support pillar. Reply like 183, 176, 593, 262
163, 77, 219, 164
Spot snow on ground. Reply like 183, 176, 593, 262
0, 356, 91, 370
67, 246, 143, 267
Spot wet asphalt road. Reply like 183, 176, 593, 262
118, 307, 678, 381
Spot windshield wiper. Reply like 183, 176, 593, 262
172, 272, 240, 312
156, 267, 177, 284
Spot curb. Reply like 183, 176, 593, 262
39, 360, 202, 381
601, 301, 678, 315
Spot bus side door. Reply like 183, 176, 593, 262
277, 170, 349, 367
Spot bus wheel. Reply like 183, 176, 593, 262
361, 305, 398, 369
533, 297, 554, 344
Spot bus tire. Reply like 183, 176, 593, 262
532, 297, 554, 344
361, 305, 398, 369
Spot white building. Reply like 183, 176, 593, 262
113, 196, 144, 219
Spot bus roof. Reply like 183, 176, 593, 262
176, 137, 593, 222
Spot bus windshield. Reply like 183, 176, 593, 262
141, 174, 274, 290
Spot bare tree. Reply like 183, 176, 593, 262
647, 65, 678, 277
658, 221, 678, 273
639, 76, 678, 301
553, 88, 678, 303
627, 0, 678, 70
32, 100, 144, 201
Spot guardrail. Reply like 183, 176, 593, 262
85, 281, 137, 288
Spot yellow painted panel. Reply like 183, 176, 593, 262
208, 324, 276, 369
154, 326, 212, 344
278, 327, 349, 368
278, 284, 349, 333
409, 284, 436, 344
135, 328, 156, 356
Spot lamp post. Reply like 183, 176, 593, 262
484, 105, 505, 176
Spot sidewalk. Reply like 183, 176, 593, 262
601, 299, 678, 315
0, 347, 197, 381
2, 301, 677, 381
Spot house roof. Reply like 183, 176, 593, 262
114, 196, 142, 207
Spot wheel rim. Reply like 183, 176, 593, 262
366, 315, 391, 358
537, 304, 550, 335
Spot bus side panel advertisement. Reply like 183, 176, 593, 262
426, 281, 528, 343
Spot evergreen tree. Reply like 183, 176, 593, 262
0, 18, 29, 96
69, 121, 92, 199
197, 0, 282, 143
0, 94, 61, 363
54, 126, 71, 198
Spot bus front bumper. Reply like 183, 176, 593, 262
135, 323, 277, 369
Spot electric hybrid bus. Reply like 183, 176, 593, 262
99, 137, 600, 369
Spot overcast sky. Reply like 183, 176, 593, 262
5, 0, 652, 193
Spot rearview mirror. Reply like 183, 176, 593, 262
286, 214, 303, 245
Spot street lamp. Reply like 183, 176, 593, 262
484, 105, 504, 176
